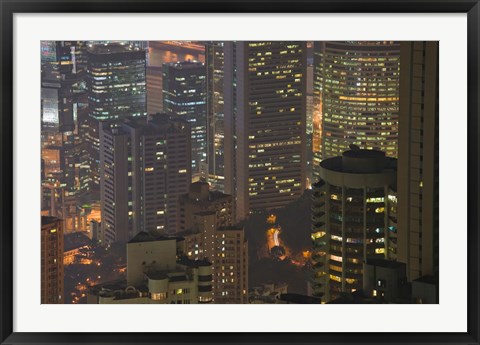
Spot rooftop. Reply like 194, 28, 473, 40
163, 60, 204, 69
128, 231, 182, 244
365, 259, 406, 270
64, 232, 92, 252
41, 216, 59, 226
87, 42, 142, 55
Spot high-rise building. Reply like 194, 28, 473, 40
312, 41, 400, 181
178, 183, 248, 304
206, 41, 226, 192
100, 114, 191, 242
86, 43, 147, 188
41, 216, 64, 304
163, 61, 207, 179
87, 233, 213, 304
397, 41, 439, 284
309, 148, 397, 302
87, 43, 146, 121
224, 41, 307, 220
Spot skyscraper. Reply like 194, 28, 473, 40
41, 216, 64, 304
163, 61, 207, 180
224, 41, 307, 221
310, 148, 397, 302
87, 43, 147, 188
100, 114, 191, 242
206, 41, 226, 192
312, 41, 400, 181
397, 41, 439, 285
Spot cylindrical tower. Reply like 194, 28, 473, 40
313, 41, 400, 182
310, 148, 397, 302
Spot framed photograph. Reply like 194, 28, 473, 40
1, 1, 479, 344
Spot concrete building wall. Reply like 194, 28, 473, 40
397, 41, 439, 282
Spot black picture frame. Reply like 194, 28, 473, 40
1, 1, 479, 344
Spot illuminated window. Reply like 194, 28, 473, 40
329, 274, 342, 282
311, 231, 326, 240
330, 254, 342, 262
150, 292, 167, 300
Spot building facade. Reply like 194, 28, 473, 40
146, 65, 164, 114
312, 41, 400, 181
397, 41, 439, 283
100, 114, 191, 242
163, 61, 207, 179
309, 148, 397, 302
41, 216, 64, 304
224, 41, 307, 220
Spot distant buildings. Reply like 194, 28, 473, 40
309, 148, 397, 302
313, 41, 400, 181
41, 41, 90, 232
397, 41, 439, 286
41, 216, 64, 304
163, 61, 207, 179
100, 114, 191, 242
224, 41, 307, 220
87, 233, 213, 304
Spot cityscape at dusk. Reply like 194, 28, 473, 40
40, 40, 439, 305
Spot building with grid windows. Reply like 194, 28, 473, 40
309, 148, 397, 302
312, 41, 400, 181
86, 43, 147, 188
224, 41, 307, 220
100, 114, 191, 242
163, 61, 207, 180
